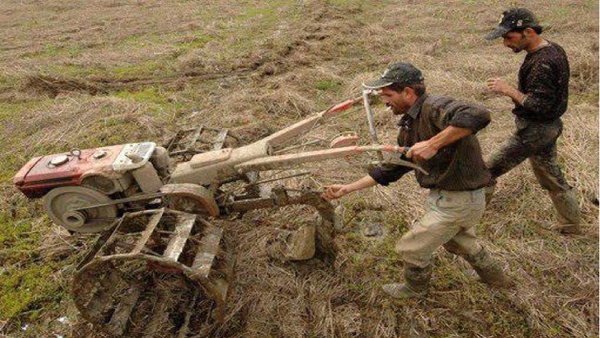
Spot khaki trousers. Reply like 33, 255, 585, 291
395, 189, 485, 268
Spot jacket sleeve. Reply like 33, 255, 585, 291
368, 161, 413, 186
430, 97, 491, 133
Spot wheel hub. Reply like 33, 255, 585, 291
43, 186, 118, 233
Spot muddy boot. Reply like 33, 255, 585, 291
382, 263, 432, 299
548, 190, 581, 234
463, 247, 514, 288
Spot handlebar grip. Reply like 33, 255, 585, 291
324, 97, 362, 115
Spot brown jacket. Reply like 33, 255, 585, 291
369, 94, 491, 191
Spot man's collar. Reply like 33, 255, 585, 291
405, 94, 428, 119
527, 39, 550, 54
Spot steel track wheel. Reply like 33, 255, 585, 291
43, 186, 118, 233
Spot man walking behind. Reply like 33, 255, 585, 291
322, 62, 512, 299
485, 8, 580, 234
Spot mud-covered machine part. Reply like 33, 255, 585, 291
44, 186, 118, 233
73, 208, 232, 337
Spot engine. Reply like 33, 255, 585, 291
13, 142, 171, 233
14, 142, 169, 198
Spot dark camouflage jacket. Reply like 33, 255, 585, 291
369, 94, 491, 191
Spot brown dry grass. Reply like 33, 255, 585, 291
0, 1, 597, 337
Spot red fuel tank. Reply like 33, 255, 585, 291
13, 145, 127, 198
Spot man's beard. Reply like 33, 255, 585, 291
390, 106, 402, 115
387, 102, 409, 115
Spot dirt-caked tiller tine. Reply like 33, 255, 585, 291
73, 208, 232, 337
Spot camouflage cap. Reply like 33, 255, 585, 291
363, 62, 424, 89
485, 8, 540, 40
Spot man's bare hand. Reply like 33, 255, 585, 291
486, 77, 511, 95
406, 140, 437, 161
321, 184, 350, 200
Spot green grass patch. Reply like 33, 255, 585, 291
119, 33, 170, 48
23, 43, 86, 59
67, 44, 84, 58
0, 153, 28, 181
315, 79, 342, 91
177, 35, 212, 50
0, 214, 58, 320
217, 1, 304, 45
459, 0, 497, 5
238, 1, 292, 21
0, 215, 38, 253
47, 63, 101, 79
0, 263, 63, 320
37, 44, 63, 57
324, 0, 365, 6
0, 99, 51, 118
113, 87, 184, 116
111, 59, 176, 79
0, 74, 17, 91
115, 87, 168, 105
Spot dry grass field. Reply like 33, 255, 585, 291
0, 0, 598, 337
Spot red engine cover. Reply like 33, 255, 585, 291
14, 144, 127, 198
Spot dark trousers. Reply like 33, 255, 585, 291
487, 117, 571, 192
